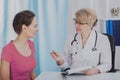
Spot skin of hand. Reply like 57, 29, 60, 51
84, 68, 100, 75
51, 51, 64, 66
30, 71, 37, 80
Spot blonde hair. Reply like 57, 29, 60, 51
75, 8, 97, 27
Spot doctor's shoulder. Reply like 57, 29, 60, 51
97, 32, 110, 44
62, 37, 73, 54
100, 32, 109, 39
64, 37, 73, 46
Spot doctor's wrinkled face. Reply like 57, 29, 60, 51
74, 8, 97, 33
74, 19, 91, 33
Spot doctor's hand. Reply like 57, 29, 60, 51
51, 51, 64, 66
84, 68, 100, 75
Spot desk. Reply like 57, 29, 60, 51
35, 72, 120, 80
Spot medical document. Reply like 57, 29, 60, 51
67, 66, 93, 75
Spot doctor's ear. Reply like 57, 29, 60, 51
93, 19, 98, 27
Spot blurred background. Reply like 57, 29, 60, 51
0, 0, 120, 75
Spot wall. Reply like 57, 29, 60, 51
68, 0, 120, 70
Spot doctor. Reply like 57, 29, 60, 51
51, 8, 111, 75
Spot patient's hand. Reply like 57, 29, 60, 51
84, 68, 100, 75
51, 51, 64, 66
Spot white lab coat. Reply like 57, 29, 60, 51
59, 30, 111, 73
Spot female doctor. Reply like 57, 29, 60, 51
51, 8, 111, 75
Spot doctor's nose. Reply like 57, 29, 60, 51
75, 24, 79, 29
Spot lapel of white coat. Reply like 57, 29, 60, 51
83, 30, 96, 51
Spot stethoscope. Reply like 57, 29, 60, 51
71, 31, 98, 55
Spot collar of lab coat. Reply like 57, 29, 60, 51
79, 30, 96, 51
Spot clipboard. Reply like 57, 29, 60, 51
61, 66, 92, 75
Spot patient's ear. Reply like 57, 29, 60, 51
22, 24, 28, 31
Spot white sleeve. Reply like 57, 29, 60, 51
58, 40, 72, 70
95, 35, 112, 73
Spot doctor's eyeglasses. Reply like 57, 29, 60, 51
73, 18, 88, 25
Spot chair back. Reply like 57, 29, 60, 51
103, 33, 117, 72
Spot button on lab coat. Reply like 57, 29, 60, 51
59, 30, 111, 73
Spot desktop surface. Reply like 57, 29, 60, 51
35, 72, 120, 80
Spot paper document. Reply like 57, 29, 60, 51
67, 66, 93, 75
